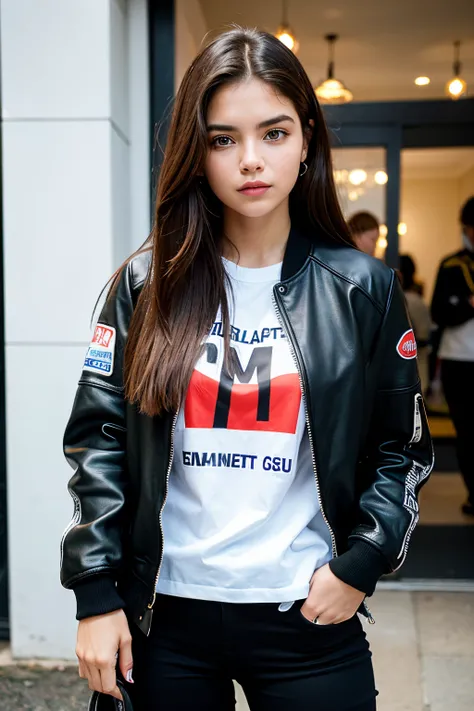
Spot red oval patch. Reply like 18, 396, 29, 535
397, 329, 417, 360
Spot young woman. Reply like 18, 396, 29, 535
348, 212, 380, 258
60, 27, 433, 711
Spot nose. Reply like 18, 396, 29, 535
240, 139, 264, 174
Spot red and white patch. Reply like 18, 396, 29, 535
396, 329, 417, 360
83, 323, 116, 377
92, 325, 114, 348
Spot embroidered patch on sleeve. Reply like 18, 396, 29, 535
83, 324, 116, 377
396, 329, 417, 360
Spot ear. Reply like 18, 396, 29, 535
301, 119, 315, 162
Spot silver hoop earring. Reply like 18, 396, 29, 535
299, 162, 308, 177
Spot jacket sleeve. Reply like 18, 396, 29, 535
431, 260, 474, 328
60, 262, 138, 620
329, 273, 434, 595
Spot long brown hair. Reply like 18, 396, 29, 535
122, 27, 352, 417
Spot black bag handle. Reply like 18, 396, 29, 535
88, 678, 134, 711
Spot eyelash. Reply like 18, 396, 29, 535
211, 129, 289, 148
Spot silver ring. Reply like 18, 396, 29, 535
312, 616, 320, 625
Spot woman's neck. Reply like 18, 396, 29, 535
221, 203, 291, 268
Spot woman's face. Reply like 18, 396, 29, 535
204, 78, 309, 219
355, 228, 379, 257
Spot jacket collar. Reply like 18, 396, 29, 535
281, 224, 313, 282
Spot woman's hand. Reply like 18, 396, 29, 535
76, 609, 134, 701
300, 563, 365, 625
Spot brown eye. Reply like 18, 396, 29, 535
212, 136, 233, 147
265, 129, 287, 141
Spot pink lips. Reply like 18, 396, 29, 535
238, 181, 271, 196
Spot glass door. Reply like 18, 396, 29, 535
398, 144, 474, 583
329, 125, 402, 268
325, 103, 474, 585
333, 146, 389, 260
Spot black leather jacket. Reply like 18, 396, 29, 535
60, 226, 434, 636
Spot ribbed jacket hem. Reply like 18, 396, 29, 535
329, 540, 390, 595
72, 574, 125, 620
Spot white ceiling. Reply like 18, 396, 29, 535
199, 0, 474, 101
332, 146, 474, 179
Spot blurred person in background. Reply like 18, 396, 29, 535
431, 196, 474, 517
399, 254, 432, 395
60, 28, 433, 711
348, 212, 380, 257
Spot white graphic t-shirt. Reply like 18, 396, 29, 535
157, 257, 333, 603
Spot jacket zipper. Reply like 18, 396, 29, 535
141, 408, 179, 634
272, 286, 375, 625
363, 599, 376, 624
60, 471, 81, 568
272, 287, 337, 558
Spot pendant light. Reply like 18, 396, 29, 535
275, 0, 299, 54
445, 41, 467, 100
315, 34, 353, 104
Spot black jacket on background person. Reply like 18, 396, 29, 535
431, 248, 474, 330
60, 226, 434, 636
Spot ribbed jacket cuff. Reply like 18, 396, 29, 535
329, 540, 390, 596
71, 574, 125, 620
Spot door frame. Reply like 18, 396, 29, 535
323, 97, 474, 268
324, 97, 474, 582
148, 0, 175, 215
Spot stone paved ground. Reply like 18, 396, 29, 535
0, 664, 89, 711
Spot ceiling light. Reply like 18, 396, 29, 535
446, 41, 467, 100
379, 224, 388, 238
348, 191, 359, 201
374, 171, 388, 185
275, 0, 298, 53
415, 76, 430, 86
315, 34, 353, 104
398, 222, 407, 236
377, 236, 388, 250
276, 28, 297, 51
447, 77, 467, 99
348, 169, 367, 186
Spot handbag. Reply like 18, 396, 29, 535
88, 678, 134, 711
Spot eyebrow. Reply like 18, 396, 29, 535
207, 114, 295, 132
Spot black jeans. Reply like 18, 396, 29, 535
441, 359, 474, 504
127, 594, 378, 711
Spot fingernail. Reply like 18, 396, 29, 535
126, 668, 134, 683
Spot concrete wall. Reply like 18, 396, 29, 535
1, 0, 149, 659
